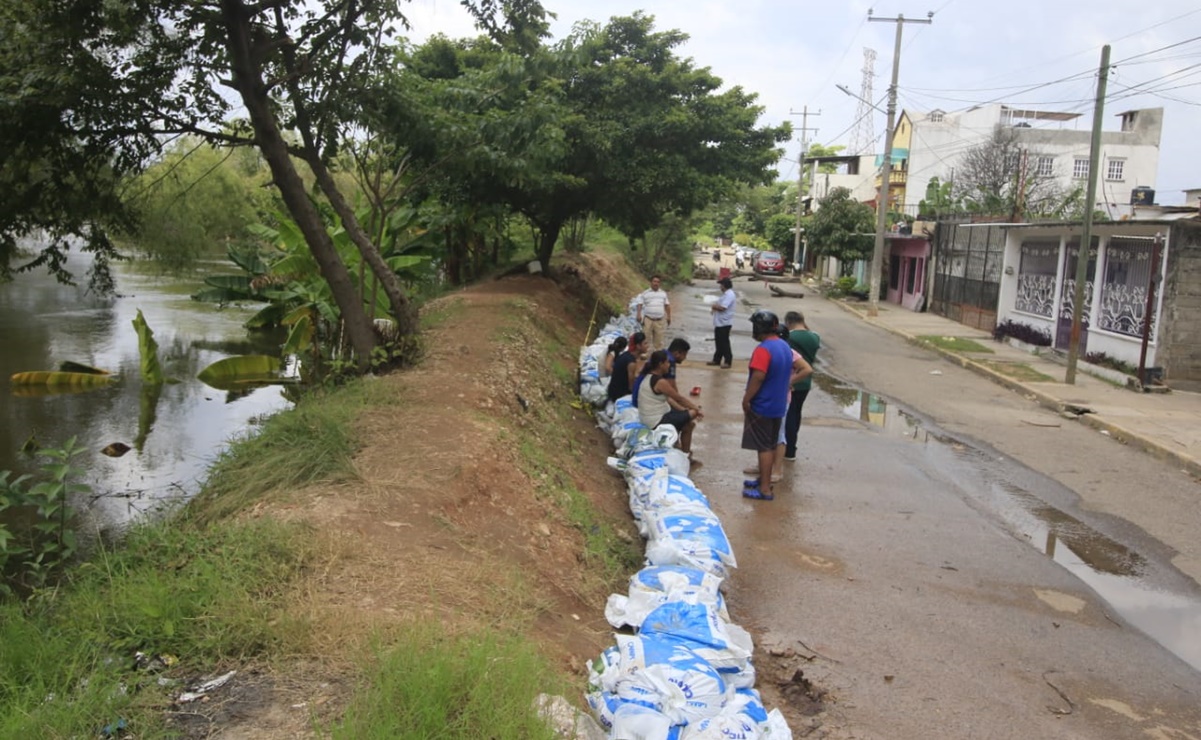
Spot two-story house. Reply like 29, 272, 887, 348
900, 105, 1163, 217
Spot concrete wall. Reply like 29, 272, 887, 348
1158, 222, 1201, 382
997, 222, 1195, 376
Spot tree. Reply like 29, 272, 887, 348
129, 138, 270, 270
807, 187, 874, 275
0, 0, 518, 369
764, 213, 796, 252
388, 13, 789, 272
953, 126, 1065, 220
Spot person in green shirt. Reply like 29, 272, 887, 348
783, 310, 820, 461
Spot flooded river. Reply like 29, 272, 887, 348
0, 255, 291, 529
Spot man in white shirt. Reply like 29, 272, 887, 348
707, 276, 736, 368
635, 275, 671, 352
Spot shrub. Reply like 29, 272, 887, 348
1085, 351, 1138, 376
993, 320, 1051, 347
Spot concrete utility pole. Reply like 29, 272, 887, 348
1065, 44, 1110, 385
867, 11, 932, 317
790, 107, 821, 272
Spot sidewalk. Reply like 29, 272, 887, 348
835, 301, 1201, 480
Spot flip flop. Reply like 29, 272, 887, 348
742, 487, 774, 501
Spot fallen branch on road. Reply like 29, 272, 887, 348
769, 284, 806, 299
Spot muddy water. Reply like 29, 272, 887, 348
1, 256, 291, 530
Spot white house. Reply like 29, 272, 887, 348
902, 105, 1163, 219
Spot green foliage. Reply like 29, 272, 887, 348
918, 176, 962, 218
0, 439, 86, 597
0, 518, 312, 736
383, 13, 791, 270
331, 628, 562, 740
131, 309, 165, 385
764, 213, 798, 253
808, 187, 875, 271
918, 335, 995, 353
190, 381, 378, 521
126, 138, 269, 271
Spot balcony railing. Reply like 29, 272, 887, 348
874, 169, 909, 187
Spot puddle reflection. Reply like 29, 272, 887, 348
814, 374, 928, 442
983, 465, 1201, 672
807, 371, 1201, 671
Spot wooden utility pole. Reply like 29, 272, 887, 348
1065, 45, 1110, 384
867, 11, 932, 317
791, 107, 820, 271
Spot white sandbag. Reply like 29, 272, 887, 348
624, 449, 691, 480
608, 635, 730, 726
644, 503, 737, 578
605, 564, 728, 629
651, 424, 679, 450
638, 602, 753, 675
609, 702, 679, 740
677, 688, 794, 739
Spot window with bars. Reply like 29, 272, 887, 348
1016, 239, 1058, 317
1098, 236, 1157, 337
1073, 158, 1089, 179
1036, 156, 1054, 177
1106, 159, 1125, 181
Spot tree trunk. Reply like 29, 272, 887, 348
308, 159, 418, 337
536, 221, 562, 274
220, 0, 375, 370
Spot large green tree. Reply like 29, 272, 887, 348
807, 187, 875, 275
0, 0, 517, 368
384, 12, 790, 272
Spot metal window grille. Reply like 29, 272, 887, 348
1106, 159, 1125, 181
1073, 158, 1089, 179
1036, 156, 1054, 177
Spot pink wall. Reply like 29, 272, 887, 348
886, 237, 930, 311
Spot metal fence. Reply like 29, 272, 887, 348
930, 222, 1006, 332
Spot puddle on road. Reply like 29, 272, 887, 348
813, 373, 929, 443
811, 373, 1201, 673
988, 478, 1201, 672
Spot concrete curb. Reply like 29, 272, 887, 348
830, 299, 1201, 480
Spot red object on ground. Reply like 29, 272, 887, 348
717, 267, 732, 280
690, 386, 701, 396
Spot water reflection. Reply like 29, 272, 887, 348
1, 255, 292, 529
813, 374, 928, 442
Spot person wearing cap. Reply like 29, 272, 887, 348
740, 310, 805, 501
707, 277, 736, 368
635, 275, 671, 352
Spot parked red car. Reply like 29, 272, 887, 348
753, 250, 785, 276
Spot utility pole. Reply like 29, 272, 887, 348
867, 11, 932, 317
790, 107, 820, 272
1065, 44, 1110, 384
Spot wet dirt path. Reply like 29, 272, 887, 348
666, 277, 1201, 739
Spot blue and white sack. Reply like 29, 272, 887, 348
605, 565, 728, 629
645, 503, 737, 578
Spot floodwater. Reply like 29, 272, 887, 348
0, 255, 291, 530
814, 372, 1201, 672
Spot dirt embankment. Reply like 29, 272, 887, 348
199, 252, 650, 737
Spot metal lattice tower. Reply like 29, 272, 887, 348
849, 48, 877, 156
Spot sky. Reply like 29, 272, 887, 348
400, 0, 1201, 206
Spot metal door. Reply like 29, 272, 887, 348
1055, 238, 1097, 352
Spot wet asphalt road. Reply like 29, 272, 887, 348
666, 274, 1201, 739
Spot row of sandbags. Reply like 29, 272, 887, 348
578, 319, 792, 739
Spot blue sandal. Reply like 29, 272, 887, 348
742, 487, 774, 501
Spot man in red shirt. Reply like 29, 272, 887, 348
741, 311, 805, 501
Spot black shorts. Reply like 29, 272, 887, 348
741, 410, 781, 452
659, 409, 693, 431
